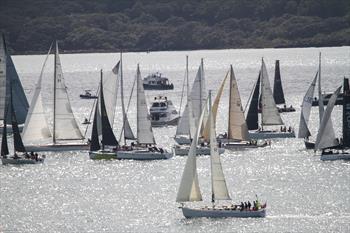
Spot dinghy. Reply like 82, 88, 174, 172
176, 92, 266, 218
247, 59, 295, 139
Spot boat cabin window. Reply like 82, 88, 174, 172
152, 102, 160, 107
160, 103, 166, 107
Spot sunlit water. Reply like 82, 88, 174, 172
1, 47, 350, 232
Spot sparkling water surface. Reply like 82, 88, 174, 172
1, 47, 350, 232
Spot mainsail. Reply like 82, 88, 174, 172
298, 72, 318, 139
104, 61, 119, 127
209, 96, 231, 201
315, 86, 342, 150
53, 42, 83, 141
273, 60, 285, 105
22, 45, 52, 144
343, 78, 350, 148
136, 65, 155, 145
0, 35, 6, 121
260, 59, 283, 126
228, 65, 249, 141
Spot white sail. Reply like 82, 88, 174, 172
261, 59, 284, 126
136, 65, 155, 144
228, 66, 249, 141
191, 59, 207, 130
176, 98, 208, 203
53, 42, 83, 140
176, 104, 190, 136
315, 86, 341, 150
22, 46, 52, 143
0, 35, 6, 119
210, 101, 231, 201
298, 72, 317, 138
104, 61, 120, 126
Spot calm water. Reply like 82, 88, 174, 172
1, 47, 350, 233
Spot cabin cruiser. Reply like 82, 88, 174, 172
150, 96, 180, 126
143, 72, 174, 90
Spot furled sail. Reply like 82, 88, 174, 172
315, 86, 342, 150
260, 59, 283, 126
176, 98, 208, 203
136, 65, 155, 145
22, 45, 52, 144
246, 72, 261, 130
53, 42, 83, 141
210, 100, 231, 201
343, 78, 350, 148
228, 65, 249, 141
273, 60, 285, 105
298, 72, 318, 139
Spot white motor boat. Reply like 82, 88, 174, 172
150, 96, 180, 127
143, 72, 174, 90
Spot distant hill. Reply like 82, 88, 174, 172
1, 0, 350, 54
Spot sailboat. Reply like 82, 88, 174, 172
0, 34, 29, 134
246, 58, 295, 140
173, 57, 224, 156
23, 42, 88, 152
212, 65, 269, 149
174, 58, 207, 145
89, 70, 119, 160
298, 53, 337, 149
176, 91, 266, 218
1, 77, 44, 165
272, 60, 295, 113
116, 64, 172, 160
316, 78, 350, 161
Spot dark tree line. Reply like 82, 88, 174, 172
1, 0, 349, 54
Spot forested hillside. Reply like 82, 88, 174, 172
1, 0, 350, 54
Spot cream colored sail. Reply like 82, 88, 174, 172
261, 59, 284, 126
202, 71, 229, 141
22, 45, 52, 143
136, 64, 155, 144
176, 98, 208, 203
209, 99, 231, 201
53, 42, 83, 140
228, 65, 249, 141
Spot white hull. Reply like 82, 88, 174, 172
223, 141, 269, 150
181, 207, 266, 218
116, 149, 173, 160
320, 152, 350, 161
248, 130, 295, 139
25, 142, 89, 152
2, 157, 44, 165
151, 116, 180, 127
174, 146, 225, 156
174, 136, 191, 145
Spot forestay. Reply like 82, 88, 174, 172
53, 42, 83, 140
136, 65, 155, 145
261, 59, 283, 126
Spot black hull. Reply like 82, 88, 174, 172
143, 84, 174, 90
304, 140, 315, 149
80, 95, 98, 99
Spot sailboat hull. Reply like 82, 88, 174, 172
2, 157, 44, 165
173, 145, 225, 156
320, 151, 350, 161
248, 131, 295, 139
304, 140, 315, 149
89, 150, 117, 160
181, 207, 266, 218
25, 142, 89, 152
223, 141, 269, 150
117, 150, 173, 160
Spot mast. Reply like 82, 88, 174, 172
53, 41, 57, 144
